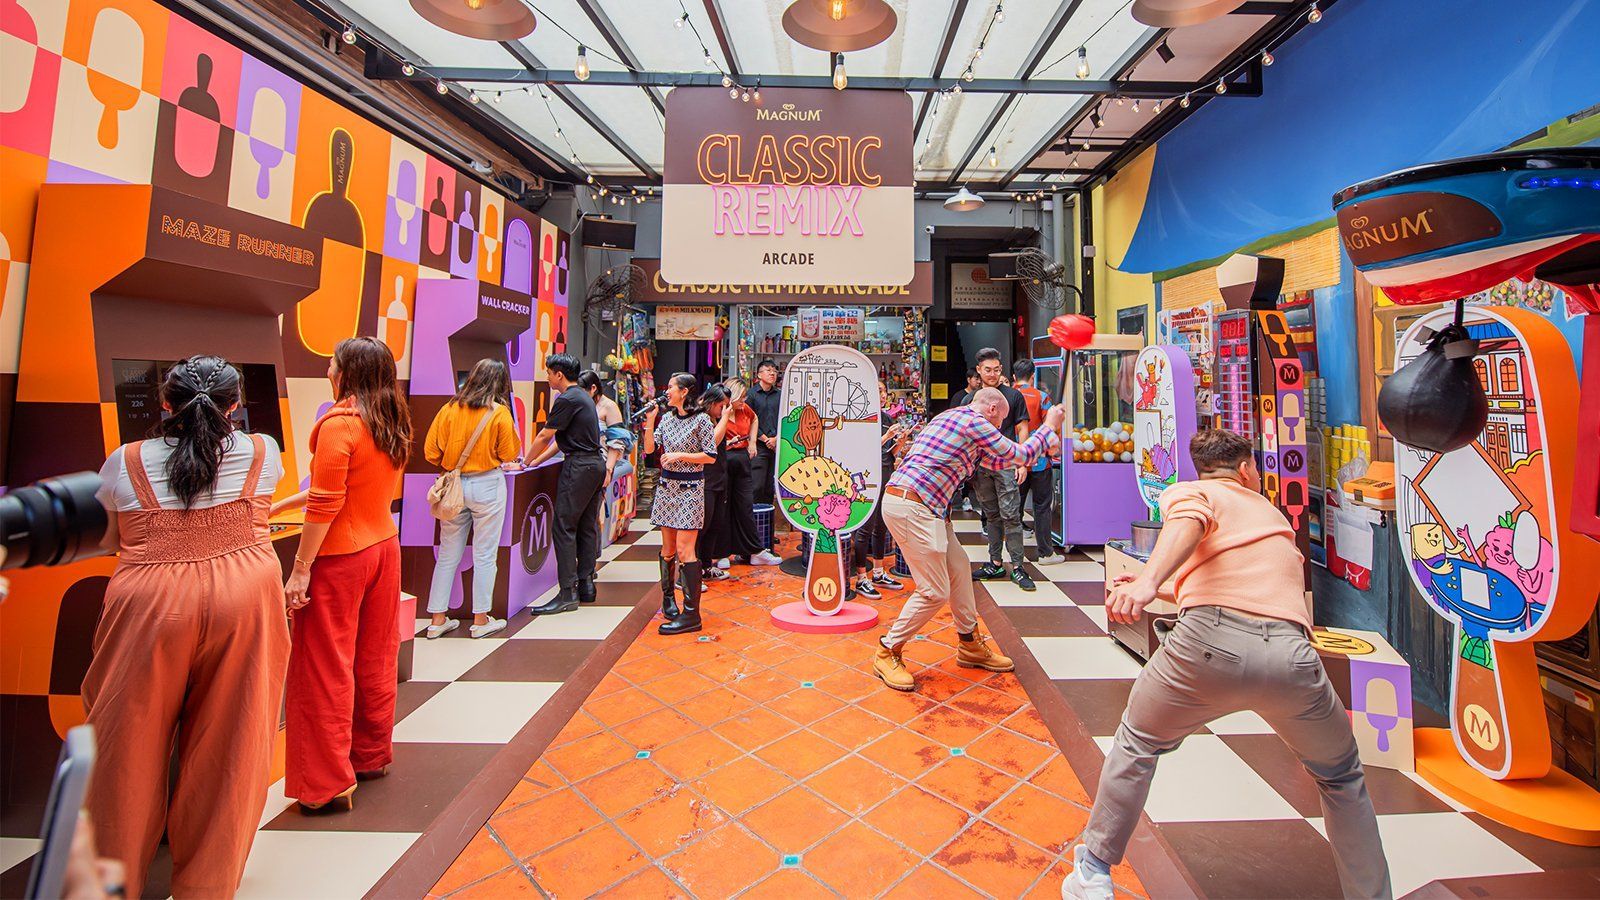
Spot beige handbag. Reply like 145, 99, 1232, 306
428, 408, 495, 521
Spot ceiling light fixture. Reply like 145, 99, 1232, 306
1261, 51, 1274, 66
575, 45, 590, 80
435, 80, 449, 95
782, 0, 897, 52
722, 74, 733, 88
341, 26, 357, 44
1075, 47, 1089, 79
1215, 78, 1227, 94
1131, 98, 1140, 113
401, 62, 416, 77
408, 0, 535, 41
1155, 40, 1175, 63
1132, 0, 1251, 28
987, 146, 998, 167
676, 12, 688, 28
995, 4, 1005, 23
944, 186, 985, 212
1308, 3, 1322, 23
1180, 92, 1191, 107
832, 53, 848, 90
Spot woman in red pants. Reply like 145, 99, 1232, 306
275, 337, 410, 813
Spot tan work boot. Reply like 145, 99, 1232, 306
873, 643, 915, 692
958, 634, 1015, 672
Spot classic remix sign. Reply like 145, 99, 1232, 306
661, 87, 914, 287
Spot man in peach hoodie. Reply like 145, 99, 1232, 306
1061, 429, 1390, 900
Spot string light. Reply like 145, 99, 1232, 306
1131, 98, 1140, 113
1180, 93, 1191, 108
401, 62, 415, 77
675, 12, 687, 28
435, 81, 448, 95
1114, 96, 1124, 106
987, 146, 998, 167
729, 87, 739, 98
341, 26, 357, 44
575, 46, 590, 80
1075, 47, 1089, 79
952, 83, 962, 94
995, 4, 1005, 22
962, 69, 975, 83
1152, 99, 1161, 113
492, 91, 502, 104
722, 74, 732, 88
704, 50, 715, 67
741, 89, 750, 102
1261, 51, 1274, 66
1215, 78, 1227, 94
469, 93, 480, 104
1307, 2, 1322, 23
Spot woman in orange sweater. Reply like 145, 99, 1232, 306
274, 337, 411, 813
423, 358, 521, 639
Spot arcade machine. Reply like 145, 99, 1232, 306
1335, 149, 1600, 843
1052, 333, 1149, 550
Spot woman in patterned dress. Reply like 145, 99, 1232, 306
641, 372, 718, 635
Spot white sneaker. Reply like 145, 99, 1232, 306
469, 618, 507, 639
1060, 845, 1114, 900
716, 558, 732, 570
424, 619, 460, 639
751, 550, 784, 566
1037, 552, 1066, 565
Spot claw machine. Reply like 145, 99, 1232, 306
1054, 334, 1149, 550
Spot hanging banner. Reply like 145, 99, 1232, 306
798, 307, 865, 343
950, 262, 1014, 310
655, 305, 718, 340
661, 87, 914, 286
634, 259, 932, 306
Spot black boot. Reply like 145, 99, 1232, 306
577, 577, 597, 604
527, 588, 579, 615
659, 556, 680, 620
659, 564, 702, 635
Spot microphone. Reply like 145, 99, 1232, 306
630, 394, 668, 423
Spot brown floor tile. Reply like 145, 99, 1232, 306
946, 683, 1028, 721
1464, 813, 1600, 872
804, 755, 907, 816
863, 785, 973, 856
730, 669, 803, 703
740, 868, 837, 899
882, 863, 987, 899
432, 828, 518, 896
695, 756, 795, 816
755, 729, 849, 780
592, 583, 654, 608
444, 865, 540, 899
907, 706, 995, 749
1047, 679, 1135, 739
264, 742, 500, 834
659, 823, 776, 899
675, 687, 757, 727
650, 730, 745, 782
766, 688, 847, 726
739, 786, 851, 853
573, 758, 679, 818
1159, 819, 1341, 899
1220, 733, 1451, 818
1060, 582, 1108, 605
548, 710, 603, 748
1002, 604, 1108, 637
592, 865, 691, 899
966, 727, 1056, 779
985, 782, 1089, 854
614, 788, 727, 858
585, 685, 668, 729
859, 728, 951, 779
1030, 755, 1092, 805
613, 707, 703, 751
713, 706, 800, 751
543, 730, 635, 783
394, 680, 449, 723
857, 687, 939, 724
525, 825, 648, 897
1418, 869, 1600, 898
811, 706, 895, 750
934, 819, 1056, 900
491, 789, 604, 860
458, 638, 599, 682
1002, 706, 1057, 745
805, 821, 923, 898
639, 667, 719, 706
917, 756, 1019, 814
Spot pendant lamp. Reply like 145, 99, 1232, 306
782, 0, 898, 52
410, 0, 536, 41
944, 187, 984, 212
1131, 0, 1247, 27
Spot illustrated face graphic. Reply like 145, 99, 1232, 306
1410, 524, 1455, 571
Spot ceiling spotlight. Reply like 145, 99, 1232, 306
1261, 51, 1274, 66
408, 0, 535, 40
833, 54, 848, 90
676, 12, 688, 28
435, 80, 449, 95
1155, 40, 1175, 64
401, 62, 416, 76
943, 186, 984, 212
575, 46, 590, 80
1308, 2, 1322, 23
1215, 78, 1227, 94
783, 0, 897, 51
1180, 92, 1191, 108
341, 26, 357, 44
722, 74, 733, 88
1075, 46, 1089, 79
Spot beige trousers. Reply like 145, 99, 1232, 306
881, 493, 979, 645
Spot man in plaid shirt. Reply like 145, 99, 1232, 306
872, 388, 1065, 692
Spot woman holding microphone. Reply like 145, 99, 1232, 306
641, 373, 718, 635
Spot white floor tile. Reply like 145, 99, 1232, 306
1082, 547, 1106, 562
600, 541, 629, 561
394, 681, 560, 743
633, 530, 664, 546
1078, 604, 1109, 634
628, 518, 652, 532
258, 779, 297, 828
237, 830, 418, 899
982, 579, 1074, 608
1307, 812, 1539, 898
1205, 710, 1276, 735
1025, 636, 1143, 680
1034, 560, 1107, 582
952, 519, 985, 533
962, 543, 993, 562
1093, 734, 1301, 823
596, 560, 665, 582
0, 837, 39, 873
514, 606, 634, 640
1399, 771, 1473, 812
407, 636, 506, 682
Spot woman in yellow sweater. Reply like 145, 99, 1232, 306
423, 358, 521, 638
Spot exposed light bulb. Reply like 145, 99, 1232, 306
676, 13, 687, 28
1261, 51, 1274, 66
729, 87, 739, 99
401, 62, 416, 77
341, 27, 356, 44
987, 146, 998, 167
830, 0, 845, 21
469, 93, 480, 104
1082, 140, 1091, 150
952, 83, 962, 95
492, 91, 502, 104
1307, 3, 1322, 23
974, 44, 984, 59
1115, 96, 1124, 106
575, 46, 590, 81
995, 4, 1005, 22
586, 174, 595, 183
1075, 46, 1089, 79
599, 186, 607, 195
435, 81, 449, 95
1152, 99, 1162, 113
833, 57, 847, 90
962, 69, 975, 83
722, 75, 732, 88
1215, 78, 1226, 94
1091, 110, 1103, 128
753, 87, 761, 102
1180, 92, 1191, 108
704, 51, 715, 67
741, 90, 750, 102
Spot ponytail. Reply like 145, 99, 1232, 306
158, 356, 242, 508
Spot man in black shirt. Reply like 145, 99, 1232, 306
952, 368, 982, 407
960, 347, 1035, 591
744, 358, 784, 565
526, 353, 606, 614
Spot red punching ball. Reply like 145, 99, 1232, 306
1049, 314, 1096, 350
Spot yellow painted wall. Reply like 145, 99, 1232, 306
1092, 146, 1158, 338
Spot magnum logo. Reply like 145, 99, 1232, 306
756, 102, 822, 123
1336, 191, 1502, 267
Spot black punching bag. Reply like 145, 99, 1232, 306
1378, 317, 1487, 454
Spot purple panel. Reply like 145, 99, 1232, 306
1348, 658, 1412, 717
504, 465, 561, 616
1062, 461, 1148, 545
400, 473, 439, 547
411, 278, 480, 396
554, 231, 569, 307
503, 218, 534, 295
449, 189, 479, 278
43, 160, 126, 185
236, 55, 301, 155
384, 158, 423, 261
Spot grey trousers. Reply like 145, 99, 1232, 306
1083, 606, 1392, 900
969, 466, 1025, 566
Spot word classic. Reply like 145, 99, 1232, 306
698, 134, 883, 237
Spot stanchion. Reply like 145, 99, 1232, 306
753, 503, 775, 551
892, 545, 911, 578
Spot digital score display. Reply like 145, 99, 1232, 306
113, 359, 284, 447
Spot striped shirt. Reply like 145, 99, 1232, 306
888, 406, 1058, 517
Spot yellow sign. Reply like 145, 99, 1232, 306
1310, 630, 1376, 656
931, 384, 949, 400
931, 345, 947, 362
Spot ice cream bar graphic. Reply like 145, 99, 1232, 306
1363, 676, 1400, 752
247, 88, 287, 199
85, 8, 144, 149
392, 160, 419, 244
1, 0, 40, 115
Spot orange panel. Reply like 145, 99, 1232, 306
0, 147, 48, 264
0, 556, 117, 695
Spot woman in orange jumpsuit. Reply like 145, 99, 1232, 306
275, 336, 411, 812
84, 356, 289, 898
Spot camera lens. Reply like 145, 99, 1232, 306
0, 472, 109, 571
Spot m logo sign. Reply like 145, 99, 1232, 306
518, 493, 554, 574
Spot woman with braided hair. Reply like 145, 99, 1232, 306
85, 355, 288, 898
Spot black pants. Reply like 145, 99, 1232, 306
1019, 466, 1057, 557
554, 453, 606, 594
697, 468, 729, 563
752, 444, 777, 547
723, 449, 764, 558
853, 487, 889, 573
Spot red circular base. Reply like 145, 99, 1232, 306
770, 601, 880, 634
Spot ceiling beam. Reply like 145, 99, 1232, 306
911, 0, 972, 140
701, 0, 743, 77
573, 0, 667, 114
942, 0, 1089, 187
497, 41, 659, 179
1231, 1, 1293, 14
1047, 139, 1124, 152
